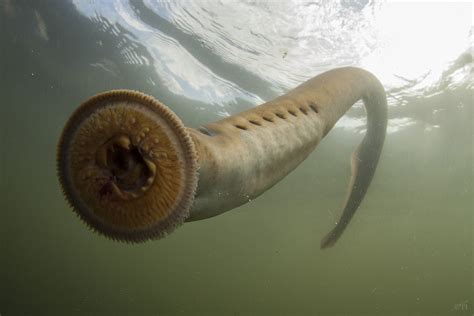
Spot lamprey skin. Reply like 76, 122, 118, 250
57, 67, 387, 248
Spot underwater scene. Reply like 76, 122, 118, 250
1, 0, 472, 315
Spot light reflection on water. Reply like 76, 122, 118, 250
70, 0, 472, 132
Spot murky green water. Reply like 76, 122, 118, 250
1, 1, 472, 315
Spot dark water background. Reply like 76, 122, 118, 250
1, 1, 472, 315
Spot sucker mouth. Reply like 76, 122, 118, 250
95, 135, 156, 200
57, 89, 199, 242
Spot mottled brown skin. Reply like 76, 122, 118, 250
57, 67, 387, 248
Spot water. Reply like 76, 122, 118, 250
1, 0, 472, 315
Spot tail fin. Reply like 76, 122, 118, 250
321, 87, 387, 249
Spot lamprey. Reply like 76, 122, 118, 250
57, 67, 387, 248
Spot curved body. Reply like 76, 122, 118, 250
57, 67, 387, 248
